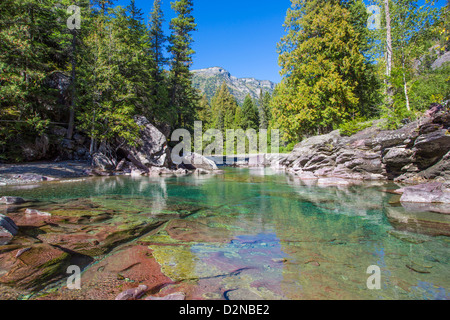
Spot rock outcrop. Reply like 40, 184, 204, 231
90, 116, 220, 176
278, 106, 450, 184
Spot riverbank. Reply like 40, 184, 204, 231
0, 161, 91, 186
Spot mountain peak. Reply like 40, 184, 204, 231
191, 67, 276, 105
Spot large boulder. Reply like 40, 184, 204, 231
431, 51, 450, 70
91, 153, 116, 171
120, 116, 170, 169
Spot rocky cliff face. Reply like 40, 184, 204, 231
191, 67, 276, 105
278, 105, 450, 184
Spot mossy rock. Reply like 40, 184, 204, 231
0, 244, 71, 290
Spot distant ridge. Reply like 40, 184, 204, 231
191, 67, 276, 105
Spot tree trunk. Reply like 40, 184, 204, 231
66, 32, 76, 139
384, 0, 394, 104
384, 0, 393, 78
401, 48, 411, 112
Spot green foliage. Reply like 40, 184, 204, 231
410, 63, 450, 109
339, 118, 373, 136
241, 94, 259, 131
167, 0, 199, 130
210, 82, 239, 131
257, 91, 272, 130
273, 0, 376, 142
378, 103, 419, 130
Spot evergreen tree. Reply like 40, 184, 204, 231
77, 5, 140, 151
211, 82, 238, 131
274, 0, 369, 141
197, 93, 212, 130
147, 0, 169, 123
92, 0, 115, 15
149, 0, 167, 77
241, 94, 259, 130
257, 90, 272, 130
168, 0, 198, 129
0, 0, 75, 157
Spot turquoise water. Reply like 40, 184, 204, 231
1, 168, 449, 300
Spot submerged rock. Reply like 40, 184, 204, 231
0, 244, 72, 290
0, 197, 26, 205
115, 284, 148, 300
24, 209, 52, 217
317, 178, 353, 187
0, 214, 18, 238
385, 206, 450, 237
146, 292, 186, 300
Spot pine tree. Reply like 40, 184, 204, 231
211, 82, 238, 131
149, 0, 167, 78
0, 0, 75, 157
147, 0, 169, 123
197, 93, 212, 129
168, 0, 198, 129
257, 90, 272, 130
92, 0, 115, 15
77, 5, 140, 150
241, 94, 259, 130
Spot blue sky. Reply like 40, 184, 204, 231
115, 0, 447, 83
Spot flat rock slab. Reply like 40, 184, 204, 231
0, 161, 90, 185
399, 182, 450, 204
0, 244, 72, 290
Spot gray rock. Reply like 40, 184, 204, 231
91, 153, 115, 171
115, 285, 148, 300
431, 51, 450, 70
146, 292, 186, 300
0, 196, 25, 204
0, 214, 18, 237
283, 107, 450, 183
121, 116, 169, 168
182, 152, 218, 171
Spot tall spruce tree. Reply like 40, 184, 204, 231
168, 0, 198, 129
147, 0, 169, 123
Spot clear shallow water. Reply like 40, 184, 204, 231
1, 168, 449, 300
